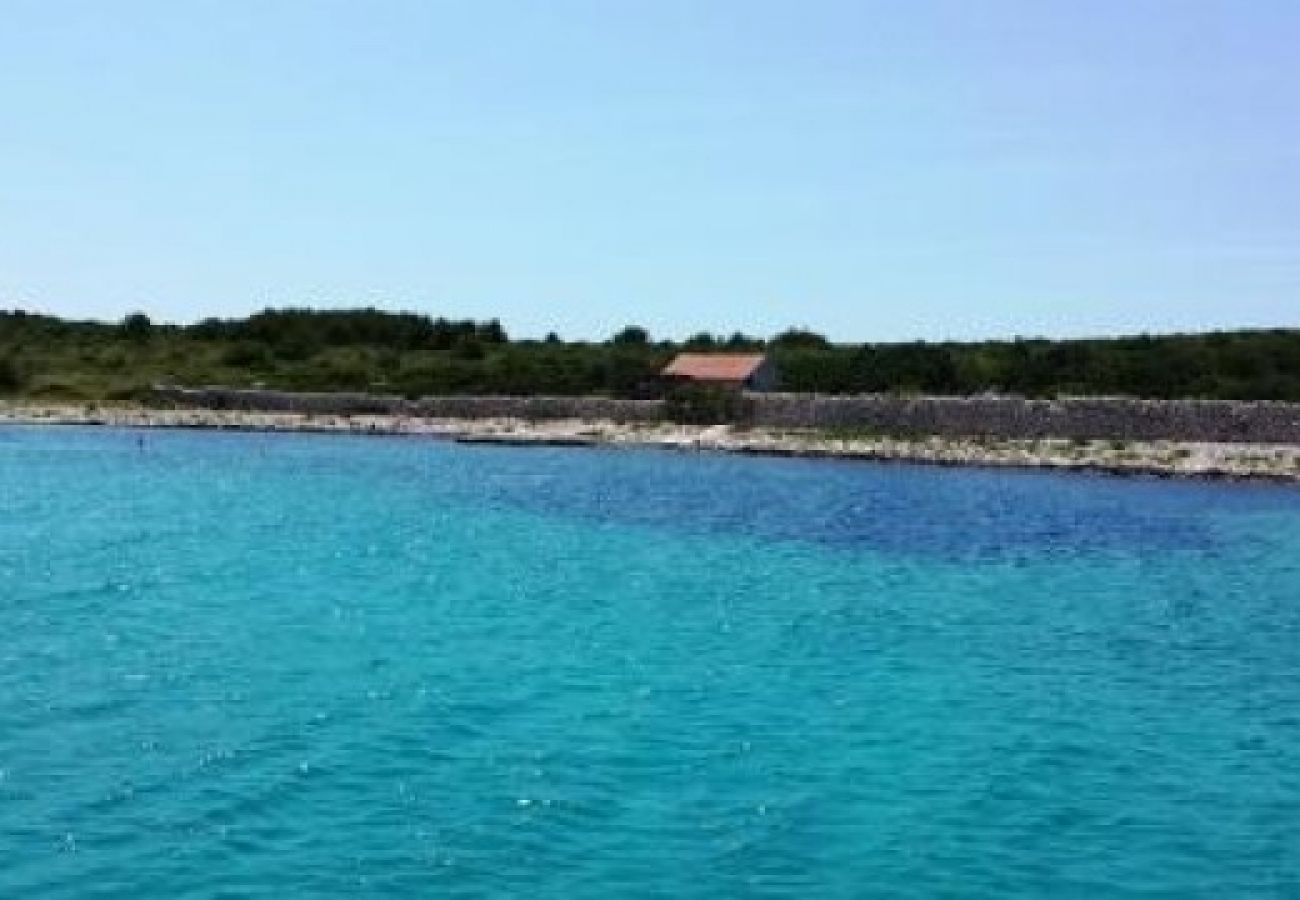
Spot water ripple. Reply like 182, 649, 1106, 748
2, 426, 1299, 896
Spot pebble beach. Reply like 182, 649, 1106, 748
4, 403, 1300, 483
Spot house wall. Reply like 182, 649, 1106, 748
744, 359, 780, 392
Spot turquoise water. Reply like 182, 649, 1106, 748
3, 426, 1300, 898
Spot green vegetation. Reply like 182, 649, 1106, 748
0, 355, 22, 391
2, 307, 1299, 404
663, 384, 753, 425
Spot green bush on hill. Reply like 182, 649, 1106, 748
664, 384, 753, 424
0, 356, 22, 392
2, 307, 1299, 403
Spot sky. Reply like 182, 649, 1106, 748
1, 1, 1297, 342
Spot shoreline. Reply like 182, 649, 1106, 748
3, 403, 1300, 484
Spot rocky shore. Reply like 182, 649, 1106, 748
4, 403, 1300, 483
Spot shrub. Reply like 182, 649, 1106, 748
104, 385, 154, 404
663, 384, 752, 425
220, 341, 273, 369
610, 325, 650, 346
28, 381, 88, 404
120, 312, 153, 343
0, 356, 21, 391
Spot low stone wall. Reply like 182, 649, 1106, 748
746, 394, 1300, 443
151, 387, 1300, 443
151, 387, 663, 423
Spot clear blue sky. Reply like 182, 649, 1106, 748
1, 1, 1296, 341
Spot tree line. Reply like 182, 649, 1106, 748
1, 307, 1298, 403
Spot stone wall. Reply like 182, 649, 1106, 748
745, 394, 1300, 443
151, 387, 663, 423
151, 386, 1300, 443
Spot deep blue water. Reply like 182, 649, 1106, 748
2, 425, 1300, 898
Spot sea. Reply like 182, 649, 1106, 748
2, 425, 1299, 897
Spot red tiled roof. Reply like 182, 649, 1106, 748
662, 353, 766, 382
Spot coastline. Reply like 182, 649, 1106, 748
3, 403, 1299, 483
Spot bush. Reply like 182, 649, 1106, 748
220, 341, 273, 369
663, 384, 752, 425
28, 381, 88, 404
610, 325, 650, 346
6, 308, 1300, 401
0, 357, 21, 391
120, 312, 153, 343
104, 385, 154, 404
